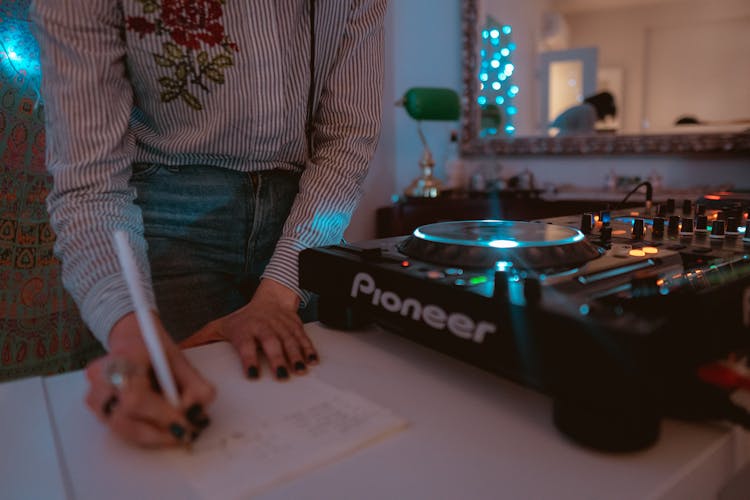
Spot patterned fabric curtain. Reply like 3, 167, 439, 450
0, 0, 104, 381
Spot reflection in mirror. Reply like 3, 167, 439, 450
460, 0, 750, 155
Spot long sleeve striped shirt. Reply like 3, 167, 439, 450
30, 0, 386, 345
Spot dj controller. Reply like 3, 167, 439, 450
299, 191, 750, 451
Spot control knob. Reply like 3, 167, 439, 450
711, 219, 726, 238
680, 218, 694, 234
668, 215, 681, 235
726, 217, 739, 235
652, 217, 665, 237
681, 199, 693, 215
632, 218, 645, 240
580, 213, 594, 235
696, 214, 708, 232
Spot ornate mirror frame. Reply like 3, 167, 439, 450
459, 0, 750, 156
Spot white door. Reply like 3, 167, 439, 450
538, 47, 598, 130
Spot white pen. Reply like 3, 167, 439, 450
113, 230, 180, 407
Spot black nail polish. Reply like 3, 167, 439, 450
276, 366, 289, 379
185, 404, 203, 424
195, 416, 211, 429
247, 366, 259, 379
307, 353, 318, 363
169, 423, 186, 440
294, 361, 306, 372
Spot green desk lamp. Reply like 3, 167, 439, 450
396, 87, 460, 198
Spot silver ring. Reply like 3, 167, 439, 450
105, 358, 138, 391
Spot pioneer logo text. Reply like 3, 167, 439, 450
350, 272, 496, 343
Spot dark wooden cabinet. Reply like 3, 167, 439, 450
375, 190, 632, 238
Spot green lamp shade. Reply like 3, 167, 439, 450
402, 87, 460, 121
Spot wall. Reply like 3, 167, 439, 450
346, 0, 463, 241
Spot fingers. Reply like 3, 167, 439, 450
235, 336, 261, 379
85, 351, 214, 448
228, 312, 318, 381
167, 344, 217, 408
290, 324, 320, 366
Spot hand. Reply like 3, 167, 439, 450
181, 279, 319, 380
85, 312, 216, 448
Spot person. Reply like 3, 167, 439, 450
551, 91, 616, 136
31, 0, 387, 447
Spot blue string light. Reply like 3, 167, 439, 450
477, 16, 517, 137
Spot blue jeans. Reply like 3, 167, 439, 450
131, 164, 307, 342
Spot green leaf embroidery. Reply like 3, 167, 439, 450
175, 63, 189, 82
158, 77, 181, 91
161, 90, 179, 102
180, 91, 203, 111
204, 66, 225, 84
212, 54, 233, 68
163, 42, 183, 61
153, 54, 174, 68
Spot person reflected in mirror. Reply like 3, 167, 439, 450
550, 91, 617, 136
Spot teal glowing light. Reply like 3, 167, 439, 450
489, 239, 520, 249
496, 260, 512, 271
506, 106, 517, 115
479, 17, 517, 136
414, 220, 585, 249
579, 304, 590, 316
0, 18, 43, 103
509, 85, 519, 95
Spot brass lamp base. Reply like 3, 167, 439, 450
405, 166, 442, 198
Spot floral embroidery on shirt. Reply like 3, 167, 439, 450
125, 0, 239, 111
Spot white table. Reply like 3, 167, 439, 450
3, 322, 750, 499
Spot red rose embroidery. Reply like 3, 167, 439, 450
125, 0, 239, 111
161, 0, 225, 50
126, 17, 156, 38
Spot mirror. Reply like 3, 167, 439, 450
460, 0, 750, 155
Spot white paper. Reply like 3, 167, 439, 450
165, 345, 408, 499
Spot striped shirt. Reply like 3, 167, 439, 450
30, 0, 386, 345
